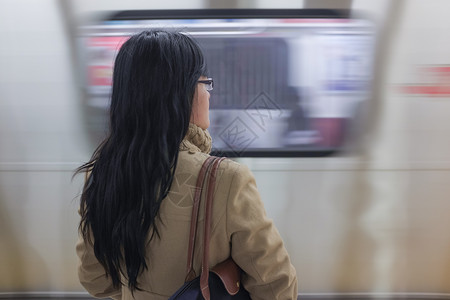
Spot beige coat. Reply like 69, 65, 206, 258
76, 124, 298, 300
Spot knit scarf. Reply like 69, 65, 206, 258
179, 123, 212, 154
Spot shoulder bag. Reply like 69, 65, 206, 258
169, 156, 251, 300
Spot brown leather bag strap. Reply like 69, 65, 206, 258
200, 156, 227, 300
185, 156, 217, 282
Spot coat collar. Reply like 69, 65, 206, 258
179, 123, 212, 154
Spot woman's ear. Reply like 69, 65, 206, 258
190, 87, 198, 124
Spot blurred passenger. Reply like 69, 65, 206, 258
75, 30, 297, 300
283, 87, 320, 147
285, 87, 309, 132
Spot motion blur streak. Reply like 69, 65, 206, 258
1, 0, 450, 299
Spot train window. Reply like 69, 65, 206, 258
77, 9, 375, 157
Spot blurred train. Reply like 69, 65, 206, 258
1, 0, 450, 299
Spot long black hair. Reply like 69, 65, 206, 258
76, 30, 207, 291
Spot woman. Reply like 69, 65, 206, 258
76, 30, 298, 300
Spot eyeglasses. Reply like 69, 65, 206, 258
197, 78, 214, 91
